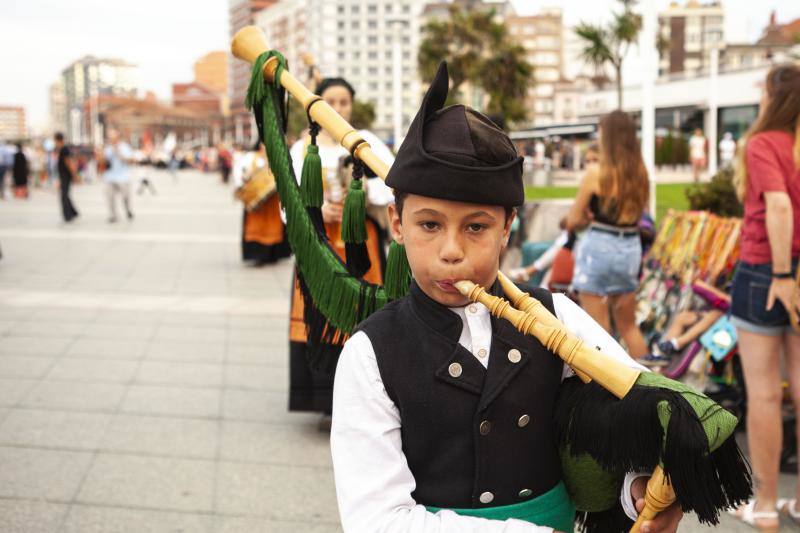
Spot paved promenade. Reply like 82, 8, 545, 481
0, 168, 795, 532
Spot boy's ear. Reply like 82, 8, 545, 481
387, 203, 404, 245
502, 209, 516, 247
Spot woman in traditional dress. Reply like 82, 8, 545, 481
288, 77, 394, 424
233, 142, 291, 265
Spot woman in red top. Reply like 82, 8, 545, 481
729, 64, 800, 531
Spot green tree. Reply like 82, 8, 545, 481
418, 6, 534, 123
575, 0, 641, 109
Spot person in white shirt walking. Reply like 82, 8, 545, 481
718, 131, 737, 170
689, 128, 707, 182
102, 128, 134, 223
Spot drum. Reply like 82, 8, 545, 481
235, 167, 277, 211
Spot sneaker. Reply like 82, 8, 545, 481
637, 353, 671, 368
657, 339, 679, 356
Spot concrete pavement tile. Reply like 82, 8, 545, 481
81, 323, 157, 341
0, 409, 112, 450
62, 505, 213, 533
0, 356, 55, 379
29, 308, 99, 323
220, 421, 331, 466
0, 320, 18, 334
121, 385, 220, 418
227, 328, 279, 346
92, 310, 163, 325
0, 308, 34, 321
135, 361, 223, 388
0, 499, 70, 533
0, 378, 39, 406
227, 316, 281, 330
160, 312, 227, 327
145, 341, 225, 364
214, 516, 342, 533
226, 344, 287, 366
0, 446, 93, 500
21, 381, 126, 412
66, 338, 148, 360
222, 390, 316, 424
46, 358, 138, 383
0, 336, 72, 356
10, 321, 86, 338
154, 326, 227, 344
101, 414, 218, 459
224, 364, 287, 392
76, 453, 215, 512
216, 462, 338, 520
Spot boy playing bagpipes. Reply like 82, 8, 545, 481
329, 64, 751, 533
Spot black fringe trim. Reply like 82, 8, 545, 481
555, 377, 752, 525
345, 241, 371, 279
306, 206, 326, 238
296, 269, 343, 374
575, 500, 632, 533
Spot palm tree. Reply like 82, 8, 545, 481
418, 6, 534, 123
575, 0, 641, 109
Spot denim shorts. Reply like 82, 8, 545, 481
730, 260, 798, 336
572, 228, 641, 296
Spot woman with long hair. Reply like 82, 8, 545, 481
729, 64, 800, 531
287, 77, 394, 426
565, 110, 649, 358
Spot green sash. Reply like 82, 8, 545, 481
426, 481, 575, 532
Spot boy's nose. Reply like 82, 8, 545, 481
439, 236, 465, 264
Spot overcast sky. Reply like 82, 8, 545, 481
1, 0, 798, 131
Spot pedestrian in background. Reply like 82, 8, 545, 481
565, 110, 649, 358
719, 131, 737, 169
54, 132, 79, 222
12, 143, 28, 199
689, 127, 707, 182
729, 63, 800, 531
102, 128, 134, 223
0, 143, 12, 199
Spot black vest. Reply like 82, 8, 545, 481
357, 281, 564, 509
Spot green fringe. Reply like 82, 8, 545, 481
249, 57, 387, 333
384, 241, 412, 299
300, 145, 323, 208
341, 179, 366, 243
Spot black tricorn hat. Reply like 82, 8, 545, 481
385, 62, 524, 207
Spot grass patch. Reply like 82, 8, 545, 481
524, 183, 692, 222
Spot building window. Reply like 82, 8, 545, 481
368, 20, 377, 29
337, 5, 345, 13
352, 67, 361, 75
338, 21, 345, 29
386, 51, 392, 59
402, 3, 410, 13
369, 67, 378, 75
368, 51, 378, 60
385, 4, 392, 12
352, 21, 360, 29
351, 4, 360, 13
338, 37, 345, 45
338, 52, 346, 60
353, 51, 361, 59
368, 36, 377, 45
369, 82, 378, 90
368, 4, 377, 13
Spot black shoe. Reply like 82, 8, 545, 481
107, 217, 118, 224
636, 353, 671, 368
657, 340, 679, 356
126, 211, 134, 220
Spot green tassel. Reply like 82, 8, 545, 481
384, 241, 412, 299
300, 144, 323, 208
341, 179, 366, 243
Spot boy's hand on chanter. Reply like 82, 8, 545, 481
631, 476, 683, 533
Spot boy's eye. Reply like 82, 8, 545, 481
466, 223, 487, 233
420, 221, 440, 231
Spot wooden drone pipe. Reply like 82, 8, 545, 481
454, 278, 640, 399
231, 25, 391, 179
629, 466, 677, 533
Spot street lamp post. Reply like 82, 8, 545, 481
707, 46, 720, 177
640, 0, 658, 217
389, 18, 408, 148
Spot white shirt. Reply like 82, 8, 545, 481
331, 292, 648, 533
689, 135, 706, 160
103, 142, 133, 184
